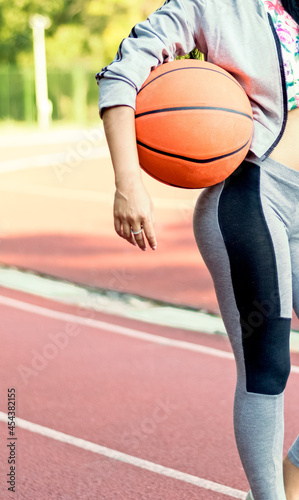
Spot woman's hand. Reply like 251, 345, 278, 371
114, 177, 157, 251
102, 105, 157, 251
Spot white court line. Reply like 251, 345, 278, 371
0, 411, 246, 499
0, 294, 234, 360
0, 146, 109, 173
0, 179, 196, 209
0, 180, 112, 204
0, 128, 105, 148
0, 294, 298, 374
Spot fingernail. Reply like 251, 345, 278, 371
152, 245, 157, 250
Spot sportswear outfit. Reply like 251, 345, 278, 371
96, 0, 299, 498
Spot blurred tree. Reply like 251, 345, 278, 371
0, 0, 163, 68
87, 0, 163, 67
0, 0, 66, 64
0, 0, 201, 69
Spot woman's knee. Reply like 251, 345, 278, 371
242, 317, 291, 395
193, 183, 224, 257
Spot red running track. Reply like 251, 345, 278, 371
0, 286, 298, 500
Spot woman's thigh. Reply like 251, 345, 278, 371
193, 161, 293, 395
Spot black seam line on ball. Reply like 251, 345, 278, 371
136, 138, 251, 163
135, 106, 253, 121
138, 66, 243, 94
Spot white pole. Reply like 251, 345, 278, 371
29, 14, 51, 130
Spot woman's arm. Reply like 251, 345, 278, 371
99, 1, 205, 250
103, 105, 157, 251
96, 0, 203, 118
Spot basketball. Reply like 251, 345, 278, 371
135, 59, 254, 189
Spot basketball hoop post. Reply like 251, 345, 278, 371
29, 14, 52, 130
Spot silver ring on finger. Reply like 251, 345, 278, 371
131, 227, 143, 235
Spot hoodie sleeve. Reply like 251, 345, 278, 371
96, 0, 206, 118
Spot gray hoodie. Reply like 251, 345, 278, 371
96, 0, 287, 160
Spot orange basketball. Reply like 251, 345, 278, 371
135, 59, 253, 189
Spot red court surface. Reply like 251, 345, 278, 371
0, 128, 299, 329
0, 285, 298, 500
0, 127, 298, 499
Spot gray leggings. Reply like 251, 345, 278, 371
193, 156, 299, 499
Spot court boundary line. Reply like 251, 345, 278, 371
0, 294, 298, 374
0, 411, 246, 499
0, 179, 196, 209
0, 294, 237, 361
0, 147, 109, 173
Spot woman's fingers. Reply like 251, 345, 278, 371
113, 184, 157, 251
142, 219, 157, 250
131, 226, 146, 250
130, 220, 157, 251
122, 220, 133, 240
114, 217, 122, 236
116, 219, 157, 251
114, 218, 136, 246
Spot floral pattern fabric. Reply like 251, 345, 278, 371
260, 0, 299, 110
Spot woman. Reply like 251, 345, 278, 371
96, 0, 299, 498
